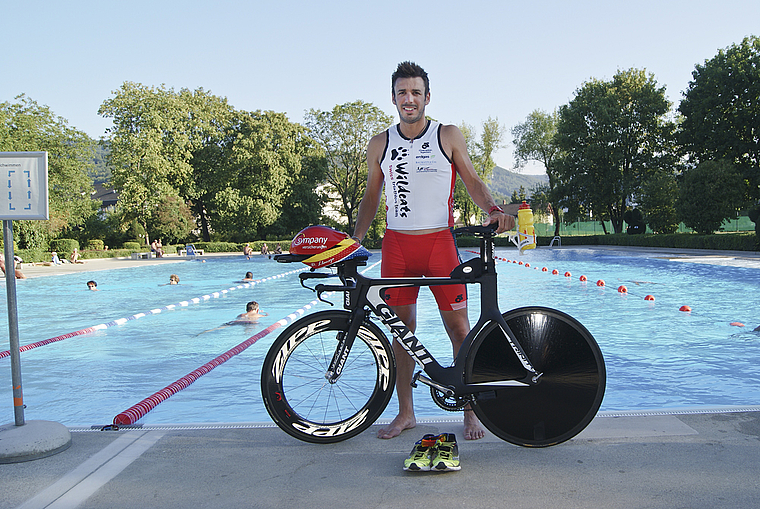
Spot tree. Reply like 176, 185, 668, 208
207, 110, 326, 241
638, 171, 680, 234
148, 194, 195, 244
0, 95, 96, 248
455, 117, 505, 224
101, 83, 325, 242
679, 36, 760, 202
305, 101, 393, 235
556, 69, 677, 233
510, 186, 527, 204
175, 88, 235, 241
511, 109, 562, 235
677, 160, 746, 234
99, 83, 195, 244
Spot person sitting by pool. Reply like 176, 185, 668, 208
243, 243, 254, 259
51, 251, 62, 265
87, 280, 98, 291
150, 239, 164, 258
236, 301, 267, 323
274, 243, 282, 254
0, 254, 26, 279
70, 248, 85, 264
261, 243, 269, 256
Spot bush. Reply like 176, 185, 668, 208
49, 239, 80, 259
15, 247, 46, 263
86, 239, 105, 250
122, 241, 141, 251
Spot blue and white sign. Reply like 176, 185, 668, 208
0, 152, 49, 220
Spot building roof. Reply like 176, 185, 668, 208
91, 183, 119, 208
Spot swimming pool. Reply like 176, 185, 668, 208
1, 248, 759, 427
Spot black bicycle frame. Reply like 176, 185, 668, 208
313, 233, 541, 397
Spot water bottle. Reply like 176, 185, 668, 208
516, 201, 536, 251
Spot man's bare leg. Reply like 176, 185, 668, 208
441, 308, 486, 440
378, 304, 417, 439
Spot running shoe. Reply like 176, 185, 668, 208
430, 433, 461, 471
403, 434, 438, 471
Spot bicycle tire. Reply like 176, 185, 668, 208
261, 310, 396, 443
465, 306, 605, 447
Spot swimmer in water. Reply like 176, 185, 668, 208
235, 301, 268, 322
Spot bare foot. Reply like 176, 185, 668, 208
463, 409, 485, 440
377, 414, 416, 439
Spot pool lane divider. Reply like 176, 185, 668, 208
110, 258, 382, 427
467, 249, 701, 317
0, 267, 308, 360
111, 308, 310, 426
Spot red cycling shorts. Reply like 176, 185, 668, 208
381, 229, 467, 311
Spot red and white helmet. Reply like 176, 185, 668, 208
290, 225, 370, 268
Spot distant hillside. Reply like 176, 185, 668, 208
89, 143, 111, 185
487, 165, 548, 202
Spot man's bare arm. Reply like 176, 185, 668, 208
441, 124, 515, 233
352, 133, 386, 241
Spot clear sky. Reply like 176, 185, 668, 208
2, 0, 758, 174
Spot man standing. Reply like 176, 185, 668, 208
352, 62, 514, 440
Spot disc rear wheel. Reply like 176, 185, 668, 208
466, 307, 605, 447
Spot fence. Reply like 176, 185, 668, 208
534, 216, 755, 236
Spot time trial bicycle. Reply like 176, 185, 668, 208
261, 225, 605, 446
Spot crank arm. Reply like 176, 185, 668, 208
411, 371, 455, 397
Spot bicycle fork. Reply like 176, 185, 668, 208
324, 309, 369, 383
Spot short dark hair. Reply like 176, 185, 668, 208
391, 61, 429, 96
246, 301, 259, 312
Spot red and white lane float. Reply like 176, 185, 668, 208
0, 267, 307, 360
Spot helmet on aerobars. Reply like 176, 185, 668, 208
290, 225, 371, 269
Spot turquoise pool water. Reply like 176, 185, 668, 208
1, 248, 759, 427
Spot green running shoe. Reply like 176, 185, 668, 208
430, 433, 461, 471
403, 434, 438, 471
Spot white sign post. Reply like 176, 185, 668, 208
0, 152, 68, 463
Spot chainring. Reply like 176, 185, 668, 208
430, 387, 469, 411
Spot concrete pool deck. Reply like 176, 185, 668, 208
11, 252, 228, 280
1, 410, 759, 508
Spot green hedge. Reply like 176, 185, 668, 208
193, 240, 292, 253
535, 232, 759, 251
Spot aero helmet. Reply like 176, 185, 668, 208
290, 225, 371, 268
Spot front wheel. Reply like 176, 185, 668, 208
261, 310, 396, 443
466, 307, 605, 447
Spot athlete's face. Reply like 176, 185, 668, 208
392, 77, 429, 125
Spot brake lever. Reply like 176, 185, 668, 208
314, 284, 334, 306
299, 271, 334, 290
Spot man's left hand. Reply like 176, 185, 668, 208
482, 211, 515, 234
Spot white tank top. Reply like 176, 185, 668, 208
379, 121, 456, 230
